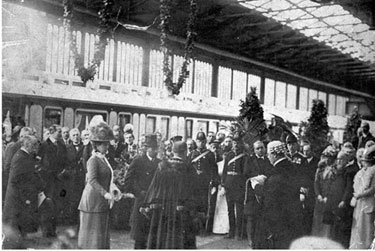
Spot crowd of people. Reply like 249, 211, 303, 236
2, 117, 375, 249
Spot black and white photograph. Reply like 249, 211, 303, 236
2, 0, 375, 249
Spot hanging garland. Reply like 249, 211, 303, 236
160, 0, 197, 95
63, 0, 114, 84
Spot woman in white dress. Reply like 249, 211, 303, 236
212, 158, 230, 234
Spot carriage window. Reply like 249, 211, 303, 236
118, 113, 132, 131
197, 120, 209, 136
160, 117, 170, 140
75, 110, 107, 132
185, 119, 193, 139
44, 107, 62, 129
146, 116, 156, 135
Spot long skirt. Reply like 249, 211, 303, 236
78, 211, 110, 249
212, 186, 229, 234
349, 200, 375, 249
311, 200, 332, 238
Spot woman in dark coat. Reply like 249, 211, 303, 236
142, 141, 198, 249
3, 135, 43, 237
78, 121, 119, 249
255, 141, 303, 249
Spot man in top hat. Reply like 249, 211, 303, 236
188, 131, 220, 234
357, 122, 375, 149
124, 134, 161, 249
221, 135, 249, 239
286, 134, 310, 234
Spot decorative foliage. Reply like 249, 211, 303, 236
303, 99, 330, 156
343, 106, 361, 147
160, 0, 197, 95
63, 0, 114, 84
229, 87, 267, 149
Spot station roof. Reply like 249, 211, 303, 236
13, 0, 375, 96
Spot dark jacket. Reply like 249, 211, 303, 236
38, 138, 67, 175
124, 154, 160, 242
257, 158, 303, 249
144, 157, 198, 249
222, 151, 248, 201
358, 133, 375, 149
107, 140, 126, 169
3, 149, 43, 233
78, 155, 112, 213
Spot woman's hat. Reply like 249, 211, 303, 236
90, 122, 114, 142
322, 145, 338, 158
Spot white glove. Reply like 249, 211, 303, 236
104, 192, 113, 200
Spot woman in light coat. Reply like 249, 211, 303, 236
349, 146, 375, 249
78, 121, 120, 249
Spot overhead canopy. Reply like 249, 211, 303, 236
13, 0, 375, 96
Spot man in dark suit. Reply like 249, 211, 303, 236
302, 143, 320, 235
357, 122, 375, 149
221, 136, 249, 239
65, 128, 85, 224
107, 125, 126, 169
244, 140, 273, 247
38, 124, 68, 236
123, 134, 161, 249
3, 135, 43, 239
188, 132, 220, 235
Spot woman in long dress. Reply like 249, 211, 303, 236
212, 158, 230, 234
349, 146, 375, 249
78, 121, 118, 249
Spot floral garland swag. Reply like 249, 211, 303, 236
160, 0, 197, 95
63, 0, 114, 85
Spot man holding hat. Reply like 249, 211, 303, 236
124, 134, 161, 249
188, 131, 220, 235
141, 141, 198, 249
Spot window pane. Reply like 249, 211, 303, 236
173, 55, 194, 94
146, 117, 156, 135
318, 91, 327, 105
160, 117, 169, 140
75, 110, 107, 132
275, 81, 286, 108
247, 74, 261, 94
308, 89, 318, 110
287, 84, 297, 109
264, 78, 275, 107
299, 87, 308, 111
218, 66, 231, 100
197, 120, 209, 136
185, 120, 193, 139
149, 50, 164, 89
118, 113, 131, 131
336, 96, 346, 116
328, 94, 336, 115
232, 70, 247, 101
45, 108, 62, 129
194, 60, 212, 97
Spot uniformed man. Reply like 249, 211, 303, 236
286, 134, 309, 234
188, 131, 220, 234
123, 134, 160, 249
221, 135, 248, 239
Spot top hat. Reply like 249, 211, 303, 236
144, 134, 158, 148
286, 134, 298, 144
90, 122, 114, 142
196, 131, 206, 141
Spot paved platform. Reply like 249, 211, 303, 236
8, 225, 249, 249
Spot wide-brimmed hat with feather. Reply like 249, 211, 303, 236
89, 115, 114, 142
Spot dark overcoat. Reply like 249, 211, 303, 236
144, 157, 198, 249
123, 154, 160, 243
3, 149, 43, 233
255, 158, 303, 249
